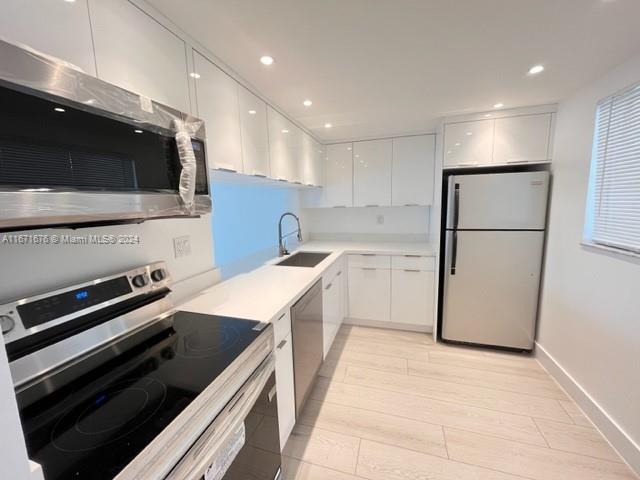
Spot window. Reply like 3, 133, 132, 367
585, 81, 640, 254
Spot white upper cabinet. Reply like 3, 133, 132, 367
89, 0, 190, 113
238, 86, 270, 177
313, 143, 326, 187
353, 139, 392, 207
444, 119, 494, 167
392, 135, 436, 206
493, 114, 552, 164
268, 107, 300, 183
323, 143, 353, 207
193, 51, 243, 172
0, 0, 96, 75
301, 133, 323, 187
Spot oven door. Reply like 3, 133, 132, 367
166, 355, 282, 480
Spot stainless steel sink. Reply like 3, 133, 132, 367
275, 251, 331, 268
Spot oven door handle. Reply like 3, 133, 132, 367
164, 355, 275, 480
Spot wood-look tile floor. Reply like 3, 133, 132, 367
282, 325, 638, 480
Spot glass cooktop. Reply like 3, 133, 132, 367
16, 311, 264, 480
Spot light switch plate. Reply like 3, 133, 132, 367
173, 235, 191, 258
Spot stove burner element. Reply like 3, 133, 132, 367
51, 378, 167, 453
176, 324, 241, 359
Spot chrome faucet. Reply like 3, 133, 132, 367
278, 212, 302, 256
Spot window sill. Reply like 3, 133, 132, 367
580, 240, 640, 262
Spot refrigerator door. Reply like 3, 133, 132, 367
442, 230, 544, 350
446, 171, 549, 230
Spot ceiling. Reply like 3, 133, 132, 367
148, 0, 640, 142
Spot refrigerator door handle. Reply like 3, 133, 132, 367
453, 183, 460, 229
451, 230, 458, 275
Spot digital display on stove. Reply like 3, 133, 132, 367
17, 277, 132, 330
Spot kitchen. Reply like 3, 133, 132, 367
0, 1, 639, 479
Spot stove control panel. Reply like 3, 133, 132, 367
0, 261, 171, 346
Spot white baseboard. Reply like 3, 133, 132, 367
344, 317, 432, 333
535, 342, 640, 475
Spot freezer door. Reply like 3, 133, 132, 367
446, 171, 549, 230
442, 230, 544, 350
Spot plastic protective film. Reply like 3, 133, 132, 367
0, 38, 207, 226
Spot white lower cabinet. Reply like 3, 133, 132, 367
348, 264, 391, 322
275, 330, 295, 449
391, 269, 434, 327
322, 260, 345, 358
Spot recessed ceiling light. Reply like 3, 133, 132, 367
248, 110, 257, 115
484, 113, 492, 118
528, 64, 545, 75
134, 129, 143, 134
189, 72, 201, 79
324, 123, 332, 129
54, 107, 66, 112
493, 103, 504, 109
260, 55, 274, 66
281, 129, 289, 134
465, 131, 473, 136
64, 0, 76, 3
303, 99, 313, 107
455, 143, 461, 146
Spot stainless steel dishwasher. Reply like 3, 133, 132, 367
291, 279, 324, 417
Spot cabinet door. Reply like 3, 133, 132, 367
193, 51, 243, 173
238, 86, 270, 177
322, 273, 341, 358
323, 143, 353, 207
89, 0, 190, 113
444, 120, 494, 167
0, 0, 96, 75
275, 332, 296, 448
353, 139, 392, 207
392, 135, 435, 206
300, 132, 316, 186
493, 114, 551, 164
391, 270, 434, 327
268, 107, 299, 182
348, 267, 391, 322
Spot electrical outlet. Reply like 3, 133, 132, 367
173, 235, 191, 258
376, 214, 385, 225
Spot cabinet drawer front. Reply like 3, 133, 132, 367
324, 257, 345, 282
347, 254, 391, 269
391, 255, 435, 271
273, 309, 291, 344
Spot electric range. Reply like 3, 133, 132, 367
1, 263, 281, 480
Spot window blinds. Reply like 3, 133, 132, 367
590, 82, 640, 253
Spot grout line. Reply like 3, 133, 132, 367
442, 426, 451, 459
532, 417, 552, 448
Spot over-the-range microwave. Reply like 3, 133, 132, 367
0, 39, 211, 232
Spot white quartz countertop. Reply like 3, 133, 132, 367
178, 241, 435, 323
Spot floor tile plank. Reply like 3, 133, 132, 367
310, 378, 547, 446
298, 399, 448, 457
337, 325, 434, 345
408, 359, 567, 399
428, 349, 548, 378
534, 418, 623, 463
345, 365, 572, 422
283, 424, 361, 474
444, 427, 636, 480
559, 399, 593, 427
282, 456, 364, 480
356, 439, 526, 480
331, 336, 429, 362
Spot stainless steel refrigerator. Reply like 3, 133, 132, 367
442, 170, 549, 351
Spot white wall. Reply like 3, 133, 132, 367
537, 53, 640, 473
0, 217, 215, 304
302, 206, 430, 242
